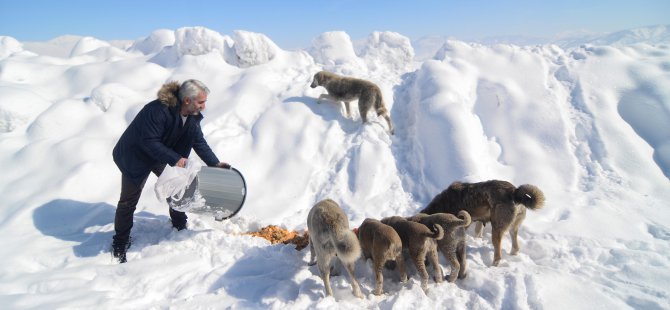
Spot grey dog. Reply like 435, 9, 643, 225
307, 199, 363, 298
310, 71, 394, 135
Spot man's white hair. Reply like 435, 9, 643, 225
178, 79, 210, 102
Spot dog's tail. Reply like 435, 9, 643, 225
333, 228, 361, 264
374, 92, 394, 135
514, 184, 545, 210
426, 224, 444, 241
455, 210, 472, 227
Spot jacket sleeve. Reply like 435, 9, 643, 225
192, 123, 220, 166
139, 106, 181, 166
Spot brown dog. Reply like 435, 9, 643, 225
381, 216, 444, 293
357, 218, 407, 295
310, 71, 394, 135
421, 180, 545, 266
408, 211, 471, 282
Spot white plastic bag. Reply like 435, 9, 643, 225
155, 160, 202, 202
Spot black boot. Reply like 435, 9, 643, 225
111, 237, 132, 263
170, 208, 188, 231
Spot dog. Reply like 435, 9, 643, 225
381, 216, 444, 293
420, 180, 545, 266
307, 199, 363, 298
407, 210, 471, 282
357, 218, 407, 295
310, 71, 394, 135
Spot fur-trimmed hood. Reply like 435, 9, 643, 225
157, 81, 181, 107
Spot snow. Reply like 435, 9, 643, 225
1, 26, 670, 309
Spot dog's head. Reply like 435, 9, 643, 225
310, 71, 327, 88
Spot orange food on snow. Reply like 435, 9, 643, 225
245, 225, 310, 250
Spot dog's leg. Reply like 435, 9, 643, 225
344, 101, 352, 118
457, 241, 468, 279
492, 204, 515, 266
373, 257, 385, 295
359, 103, 369, 124
412, 249, 430, 293
510, 209, 526, 256
491, 226, 509, 266
317, 256, 333, 297
382, 114, 394, 135
475, 221, 485, 238
396, 252, 408, 282
428, 246, 443, 283
308, 238, 317, 266
491, 226, 503, 266
444, 245, 460, 283
344, 261, 363, 298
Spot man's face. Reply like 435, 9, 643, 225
183, 92, 207, 116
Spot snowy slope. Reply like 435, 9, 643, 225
1, 26, 669, 309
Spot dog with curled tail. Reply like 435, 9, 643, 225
421, 180, 545, 266
310, 71, 394, 135
307, 199, 362, 298
408, 210, 472, 282
381, 216, 444, 293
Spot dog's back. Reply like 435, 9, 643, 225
421, 180, 515, 220
421, 180, 544, 220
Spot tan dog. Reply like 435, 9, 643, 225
421, 180, 545, 266
407, 211, 472, 282
381, 216, 444, 293
310, 70, 394, 135
307, 199, 362, 298
357, 218, 407, 295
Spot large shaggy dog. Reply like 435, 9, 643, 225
381, 216, 444, 293
357, 218, 406, 295
420, 180, 545, 266
407, 210, 472, 282
307, 199, 363, 298
310, 71, 394, 135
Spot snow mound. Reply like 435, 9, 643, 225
129, 29, 176, 55
586, 24, 670, 46
0, 36, 23, 59
69, 36, 112, 57
231, 30, 280, 68
150, 27, 234, 67
360, 31, 415, 72
0, 86, 52, 132
85, 83, 145, 112
309, 31, 366, 74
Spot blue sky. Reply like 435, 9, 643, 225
2, 0, 669, 48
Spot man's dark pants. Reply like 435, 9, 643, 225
112, 165, 187, 247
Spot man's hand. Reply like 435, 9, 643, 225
176, 158, 187, 168
216, 162, 231, 169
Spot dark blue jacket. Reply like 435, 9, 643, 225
113, 85, 219, 185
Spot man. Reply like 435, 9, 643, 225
111, 79, 229, 263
